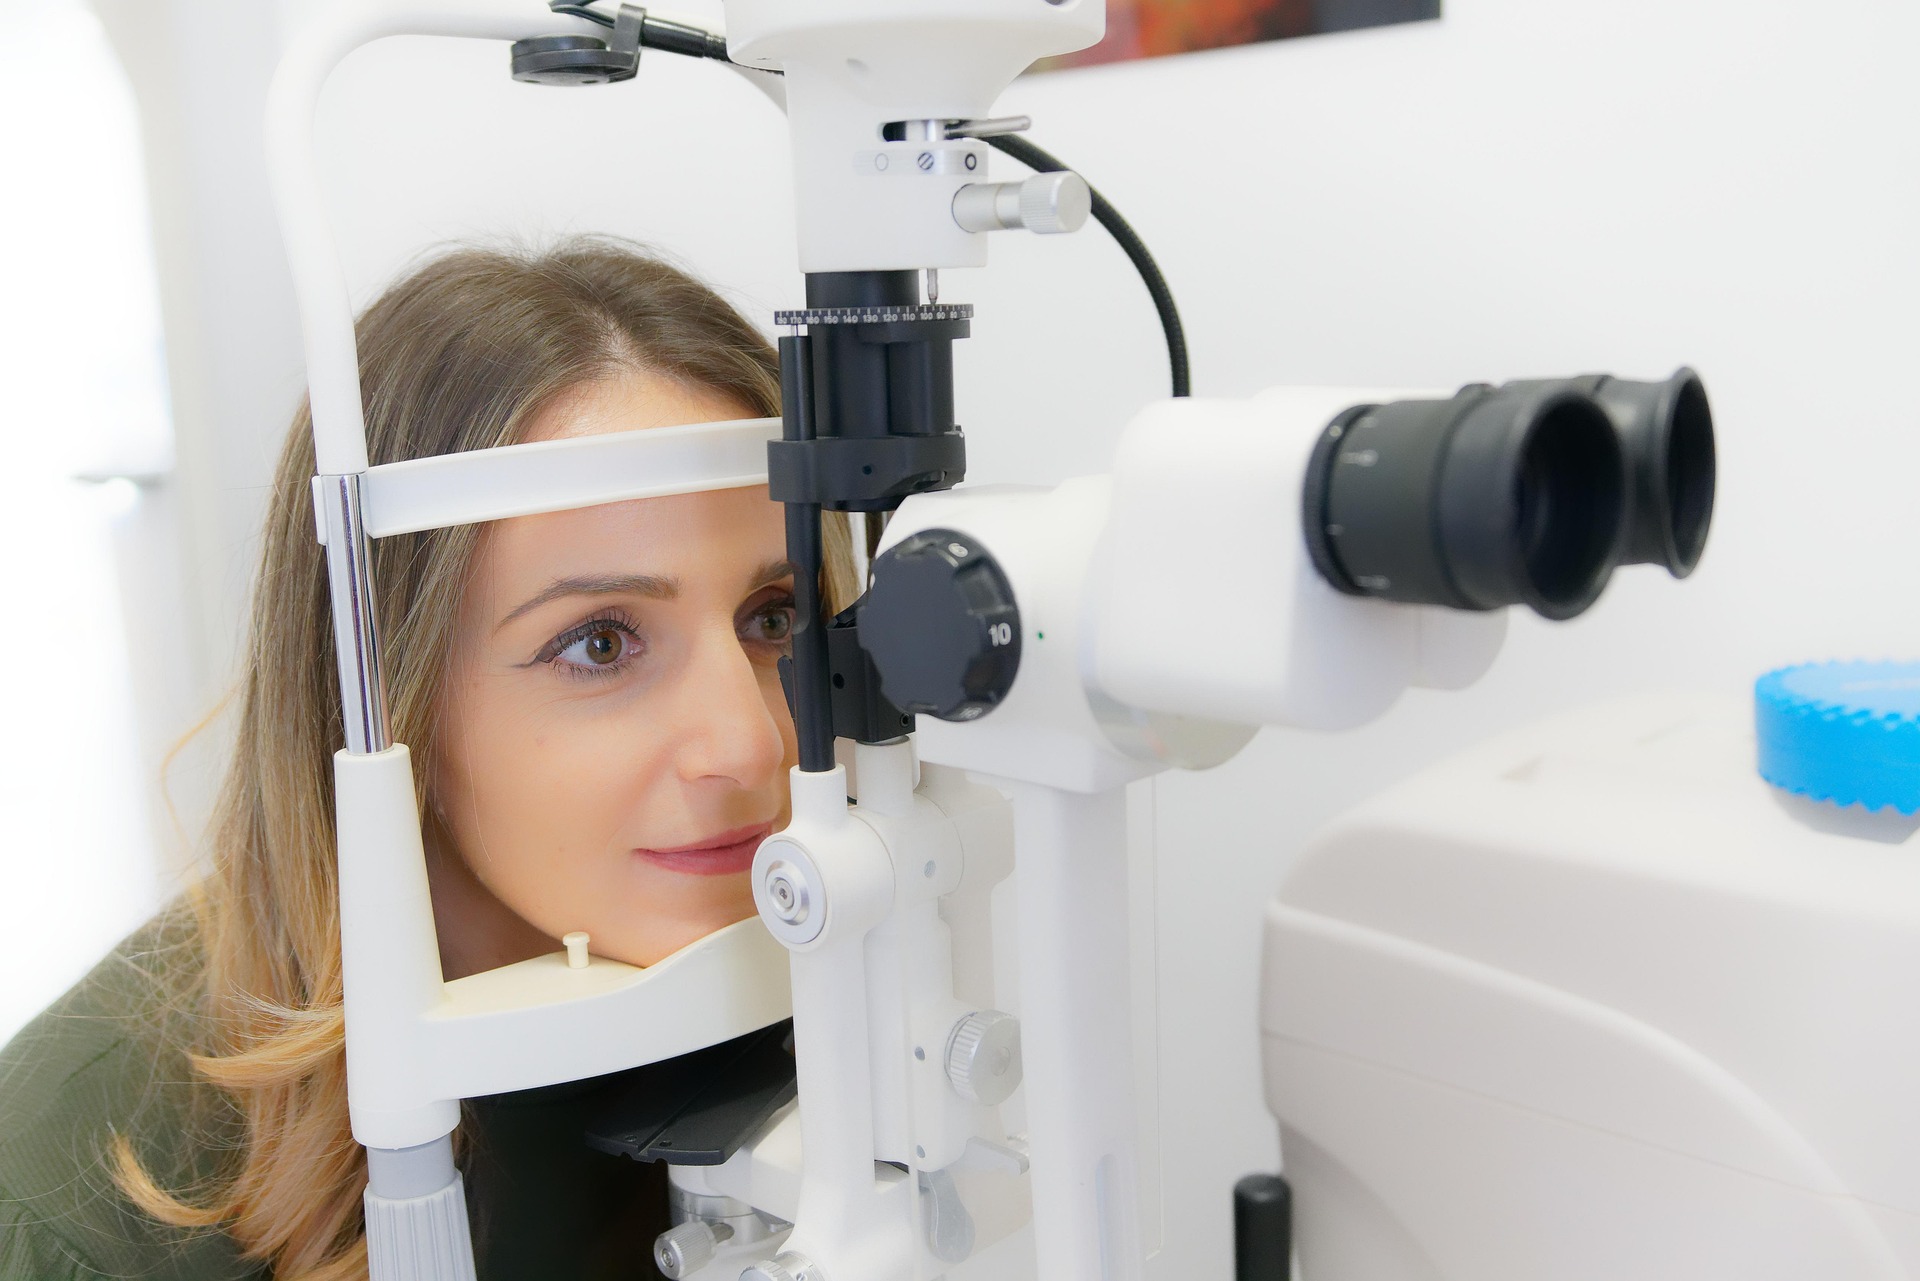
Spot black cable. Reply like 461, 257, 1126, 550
550, 3, 740, 63
550, 3, 612, 26
637, 13, 733, 62
987, 133, 1191, 398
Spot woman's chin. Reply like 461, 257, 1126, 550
600, 899, 761, 967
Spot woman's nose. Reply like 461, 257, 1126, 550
672, 626, 790, 788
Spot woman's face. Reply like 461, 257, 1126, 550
431, 370, 795, 971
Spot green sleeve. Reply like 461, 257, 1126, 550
0, 916, 265, 1281
0, 1175, 253, 1281
0, 1183, 115, 1280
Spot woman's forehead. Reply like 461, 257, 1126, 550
472, 369, 786, 602
477, 484, 786, 596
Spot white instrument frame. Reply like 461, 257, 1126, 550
267, 5, 1511, 1279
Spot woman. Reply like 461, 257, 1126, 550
0, 239, 857, 1280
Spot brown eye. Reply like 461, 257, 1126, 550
550, 622, 639, 673
583, 628, 623, 665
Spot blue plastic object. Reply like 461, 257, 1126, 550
1755, 661, 1920, 814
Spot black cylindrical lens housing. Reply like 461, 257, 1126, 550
1586, 368, 1715, 577
1304, 384, 1628, 620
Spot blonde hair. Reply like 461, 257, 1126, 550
114, 240, 858, 1278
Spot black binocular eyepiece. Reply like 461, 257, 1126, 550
1302, 368, 1715, 621
1570, 369, 1716, 578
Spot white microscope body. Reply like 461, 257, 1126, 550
702, 390, 1511, 1281
265, 3, 1712, 1278
1261, 693, 1920, 1281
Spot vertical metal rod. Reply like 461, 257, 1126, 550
779, 335, 835, 773
319, 473, 392, 755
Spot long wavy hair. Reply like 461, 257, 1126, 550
113, 240, 858, 1279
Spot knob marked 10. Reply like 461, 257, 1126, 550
859, 529, 1022, 723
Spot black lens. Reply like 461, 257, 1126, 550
1304, 384, 1628, 620
1582, 368, 1715, 577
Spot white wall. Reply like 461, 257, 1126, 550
82, 0, 1920, 1275
85, 0, 311, 884
0, 0, 172, 1040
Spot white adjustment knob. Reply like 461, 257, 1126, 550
945, 1009, 1023, 1106
655, 1220, 729, 1278
951, 172, 1091, 235
741, 1253, 822, 1281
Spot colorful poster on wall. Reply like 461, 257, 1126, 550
1034, 0, 1439, 71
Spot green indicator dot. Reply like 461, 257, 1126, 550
1036, 631, 1045, 640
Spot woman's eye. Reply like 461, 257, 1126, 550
743, 603, 795, 645
552, 624, 640, 672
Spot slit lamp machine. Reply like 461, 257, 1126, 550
266, 3, 1718, 1277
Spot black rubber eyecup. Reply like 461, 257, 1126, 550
1662, 371, 1715, 575
1595, 367, 1714, 578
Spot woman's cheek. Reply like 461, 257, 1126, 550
466, 717, 632, 898
611, 863, 760, 964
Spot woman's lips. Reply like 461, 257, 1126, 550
634, 823, 772, 877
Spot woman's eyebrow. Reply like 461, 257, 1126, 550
496, 573, 678, 631
752, 559, 798, 587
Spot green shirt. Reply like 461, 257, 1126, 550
0, 915, 672, 1280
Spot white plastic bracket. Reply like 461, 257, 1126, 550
316, 418, 780, 543
357, 416, 781, 539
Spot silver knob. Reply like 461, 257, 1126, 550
951, 172, 1091, 236
945, 1010, 1023, 1106
756, 844, 827, 947
742, 1253, 824, 1281
1019, 171, 1091, 234
656, 1220, 731, 1278
763, 859, 811, 927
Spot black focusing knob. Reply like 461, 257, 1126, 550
510, 35, 636, 86
858, 529, 1021, 723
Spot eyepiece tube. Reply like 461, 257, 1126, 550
1582, 368, 1715, 577
1303, 384, 1628, 621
